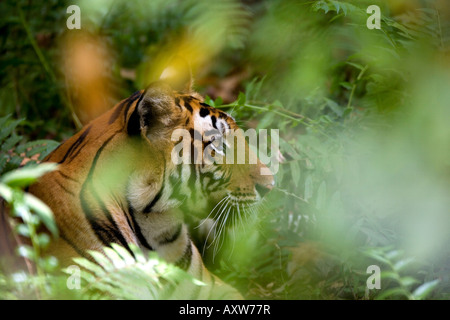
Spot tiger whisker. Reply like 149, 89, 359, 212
201, 195, 266, 259
201, 196, 230, 256
195, 195, 229, 229
208, 200, 229, 247
213, 205, 232, 260
217, 205, 231, 248
228, 208, 237, 259
236, 202, 247, 234
210, 202, 231, 261
205, 197, 230, 251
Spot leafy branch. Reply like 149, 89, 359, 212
0, 163, 58, 298
363, 247, 440, 300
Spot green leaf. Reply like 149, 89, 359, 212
40, 256, 58, 271
15, 223, 30, 237
332, 1, 340, 13
129, 243, 147, 264
399, 276, 419, 288
339, 81, 353, 90
412, 279, 440, 300
324, 98, 343, 117
17, 245, 35, 260
346, 61, 365, 71
257, 112, 275, 129
237, 92, 246, 106
111, 243, 135, 265
1, 134, 22, 152
376, 287, 410, 300
14, 204, 35, 225
16, 140, 60, 159
393, 257, 415, 272
24, 193, 58, 237
313, 1, 329, 14
73, 257, 104, 276
0, 114, 12, 128
89, 250, 114, 271
214, 96, 223, 107
363, 250, 391, 265
204, 95, 215, 106
0, 118, 24, 142
380, 271, 400, 281
385, 250, 403, 260
104, 247, 126, 269
0, 183, 13, 202
1, 163, 58, 188
36, 233, 50, 248
342, 107, 353, 118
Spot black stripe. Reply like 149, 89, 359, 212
199, 107, 210, 117
175, 97, 182, 110
139, 101, 154, 128
92, 186, 131, 250
143, 185, 164, 213
123, 91, 145, 128
183, 96, 193, 103
59, 125, 92, 164
60, 231, 90, 260
184, 102, 193, 113
189, 129, 202, 140
79, 130, 134, 255
158, 223, 183, 246
211, 115, 217, 129
109, 90, 141, 125
67, 139, 90, 163
108, 101, 126, 125
54, 179, 76, 197
175, 241, 192, 271
127, 202, 153, 250
120, 201, 135, 235
125, 91, 144, 135
44, 142, 62, 161
201, 171, 216, 193
126, 105, 141, 136
142, 162, 167, 213
55, 170, 78, 183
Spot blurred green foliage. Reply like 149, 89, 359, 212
1, 0, 449, 299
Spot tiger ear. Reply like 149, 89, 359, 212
159, 56, 193, 93
127, 82, 181, 140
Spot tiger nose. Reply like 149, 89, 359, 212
255, 182, 274, 198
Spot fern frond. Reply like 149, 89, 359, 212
66, 244, 201, 300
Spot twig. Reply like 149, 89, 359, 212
347, 65, 368, 109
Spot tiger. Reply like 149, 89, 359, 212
1, 63, 274, 299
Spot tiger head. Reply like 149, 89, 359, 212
127, 64, 275, 225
